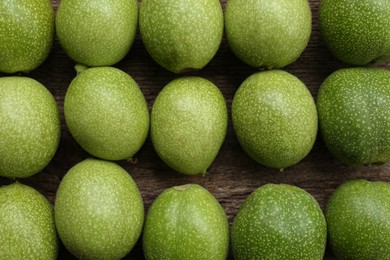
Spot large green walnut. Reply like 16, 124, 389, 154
0, 77, 60, 178
232, 70, 317, 170
55, 159, 144, 260
225, 0, 312, 68
0, 0, 54, 73
139, 0, 223, 73
151, 77, 227, 175
317, 67, 390, 166
56, 0, 138, 66
231, 184, 327, 260
0, 182, 58, 259
319, 0, 390, 65
64, 67, 149, 161
143, 184, 229, 260
326, 179, 390, 259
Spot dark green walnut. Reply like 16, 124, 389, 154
231, 184, 327, 260
151, 77, 227, 175
143, 184, 229, 260
55, 159, 144, 260
319, 0, 390, 65
0, 182, 58, 259
317, 68, 390, 166
0, 77, 60, 178
0, 0, 54, 73
225, 0, 311, 68
64, 67, 149, 161
232, 70, 317, 170
139, 0, 223, 73
326, 179, 390, 259
56, 0, 138, 66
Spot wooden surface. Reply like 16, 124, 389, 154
1, 0, 390, 259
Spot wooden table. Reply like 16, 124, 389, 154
1, 0, 389, 259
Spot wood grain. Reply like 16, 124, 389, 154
1, 0, 390, 259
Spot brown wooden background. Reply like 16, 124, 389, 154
1, 0, 389, 259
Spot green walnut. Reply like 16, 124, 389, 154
319, 0, 390, 65
0, 0, 54, 73
326, 179, 390, 259
232, 70, 318, 170
56, 0, 138, 66
151, 77, 227, 175
139, 0, 223, 73
143, 184, 229, 260
64, 66, 149, 161
225, 0, 312, 68
317, 67, 390, 166
0, 182, 58, 259
55, 158, 144, 260
231, 184, 327, 260
0, 77, 60, 178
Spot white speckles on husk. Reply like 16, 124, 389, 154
317, 67, 390, 166
326, 179, 390, 259
319, 0, 390, 65
0, 0, 54, 73
54, 158, 144, 260
0, 77, 60, 178
225, 0, 312, 69
139, 0, 223, 73
64, 67, 149, 161
232, 70, 318, 170
143, 184, 229, 260
151, 77, 228, 175
56, 0, 138, 67
231, 183, 327, 260
0, 182, 58, 260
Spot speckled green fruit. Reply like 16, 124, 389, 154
326, 179, 390, 259
55, 159, 144, 260
0, 182, 58, 260
56, 0, 138, 66
225, 0, 311, 69
151, 77, 227, 175
0, 77, 60, 178
317, 68, 390, 166
64, 67, 149, 161
231, 184, 327, 260
139, 0, 223, 73
232, 70, 317, 170
319, 0, 390, 65
0, 0, 54, 73
143, 184, 229, 260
